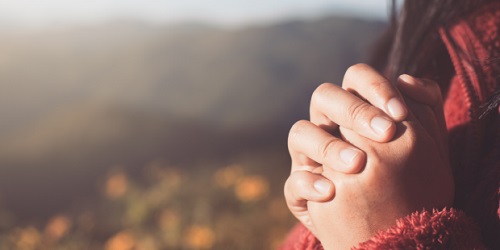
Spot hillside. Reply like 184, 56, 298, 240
0, 16, 386, 221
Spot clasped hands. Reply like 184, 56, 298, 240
284, 64, 454, 249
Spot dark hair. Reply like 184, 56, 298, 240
372, 0, 499, 117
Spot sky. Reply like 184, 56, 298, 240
0, 0, 388, 28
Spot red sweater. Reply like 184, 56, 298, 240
281, 3, 500, 249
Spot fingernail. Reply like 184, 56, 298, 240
370, 116, 393, 135
313, 179, 332, 195
399, 74, 422, 85
340, 148, 360, 165
387, 98, 407, 119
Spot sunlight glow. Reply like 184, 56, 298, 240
0, 0, 387, 28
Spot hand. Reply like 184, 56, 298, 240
284, 64, 409, 235
308, 73, 454, 249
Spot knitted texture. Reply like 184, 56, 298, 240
354, 208, 484, 249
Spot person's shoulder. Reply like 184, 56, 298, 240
465, 1, 500, 21
459, 2, 500, 52
440, 2, 499, 111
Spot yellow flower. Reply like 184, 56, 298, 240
213, 165, 244, 188
12, 226, 41, 250
135, 235, 159, 250
184, 225, 215, 249
159, 209, 182, 247
144, 160, 184, 190
105, 172, 128, 199
160, 168, 183, 190
44, 215, 72, 242
234, 175, 269, 202
104, 231, 136, 250
159, 209, 180, 231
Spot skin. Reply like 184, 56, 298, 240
284, 64, 454, 249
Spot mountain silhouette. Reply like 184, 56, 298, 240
0, 16, 385, 218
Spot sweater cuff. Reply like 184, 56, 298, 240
279, 223, 322, 250
354, 208, 485, 250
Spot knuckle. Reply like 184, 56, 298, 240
369, 79, 395, 103
288, 120, 309, 144
312, 82, 335, 105
370, 79, 392, 93
346, 63, 370, 75
318, 138, 337, 162
344, 63, 370, 81
295, 174, 310, 190
346, 101, 372, 124
284, 172, 307, 199
344, 64, 393, 98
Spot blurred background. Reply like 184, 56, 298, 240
0, 1, 387, 249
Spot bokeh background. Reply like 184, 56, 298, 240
0, 1, 387, 249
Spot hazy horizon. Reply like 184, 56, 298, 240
0, 0, 388, 29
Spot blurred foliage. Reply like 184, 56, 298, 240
0, 153, 296, 249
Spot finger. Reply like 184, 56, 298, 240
396, 74, 446, 134
290, 154, 322, 173
284, 171, 335, 234
397, 74, 448, 155
284, 171, 335, 208
288, 120, 366, 174
310, 83, 396, 142
342, 63, 408, 121
396, 74, 443, 107
404, 98, 444, 142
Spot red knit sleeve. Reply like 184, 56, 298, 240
280, 208, 485, 250
279, 224, 322, 250
353, 208, 485, 249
